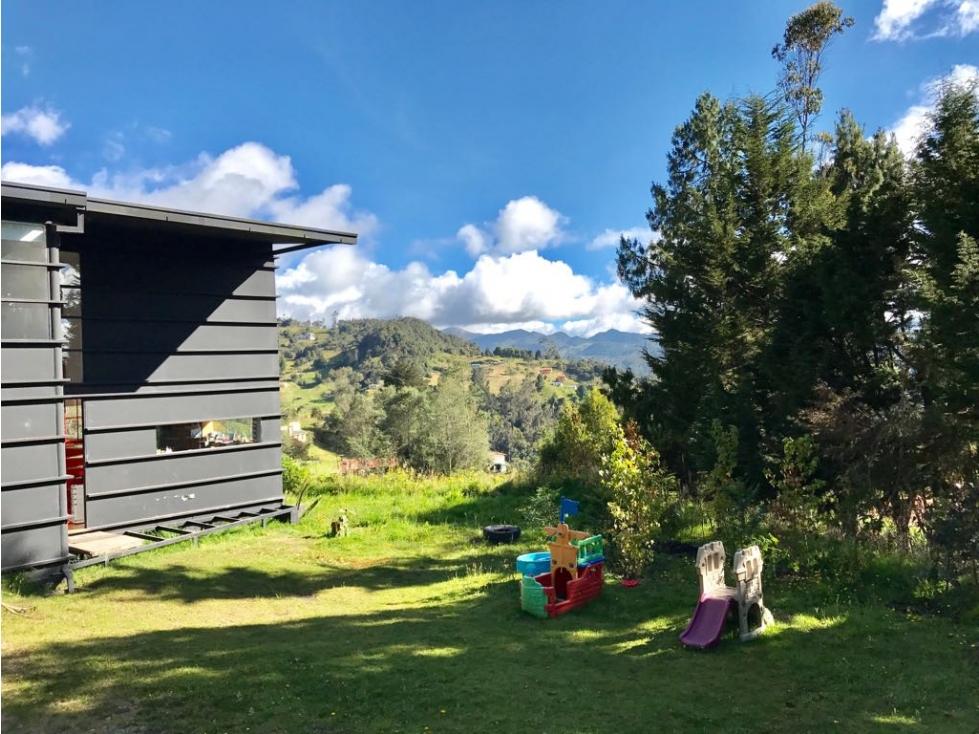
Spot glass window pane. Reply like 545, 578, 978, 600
1, 263, 50, 300
156, 418, 259, 453
0, 301, 52, 339
1, 238, 47, 262
1, 221, 46, 245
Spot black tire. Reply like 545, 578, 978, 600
483, 524, 521, 544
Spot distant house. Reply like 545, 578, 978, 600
282, 421, 308, 443
488, 451, 508, 474
0, 182, 357, 580
539, 367, 552, 375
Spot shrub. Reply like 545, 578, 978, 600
600, 423, 677, 580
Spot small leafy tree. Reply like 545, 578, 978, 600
282, 455, 314, 506
601, 423, 677, 580
764, 434, 827, 572
765, 434, 825, 536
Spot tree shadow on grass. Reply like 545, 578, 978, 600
73, 550, 518, 604
4, 556, 977, 734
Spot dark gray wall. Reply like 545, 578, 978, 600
60, 222, 284, 531
1, 221, 71, 571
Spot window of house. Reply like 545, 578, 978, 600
60, 250, 83, 381
1, 222, 52, 340
156, 418, 261, 454
1, 221, 46, 261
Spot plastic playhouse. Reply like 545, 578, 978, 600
679, 541, 773, 649
517, 498, 605, 618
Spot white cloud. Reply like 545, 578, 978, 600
277, 248, 650, 337
873, 0, 979, 40
1, 105, 70, 145
103, 135, 126, 161
959, 0, 979, 33
890, 64, 979, 155
0, 162, 76, 189
457, 223, 490, 256
494, 196, 566, 253
456, 196, 568, 256
1, 143, 647, 337
587, 226, 652, 251
145, 126, 172, 144
15, 46, 32, 76
0, 142, 378, 238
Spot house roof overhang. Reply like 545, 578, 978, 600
1, 181, 358, 254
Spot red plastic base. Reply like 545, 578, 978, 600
533, 562, 605, 617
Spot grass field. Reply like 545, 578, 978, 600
2, 473, 977, 734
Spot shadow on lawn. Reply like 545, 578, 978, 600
75, 549, 518, 604
5, 558, 976, 734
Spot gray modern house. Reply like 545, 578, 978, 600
1, 182, 355, 581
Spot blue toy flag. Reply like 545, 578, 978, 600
559, 497, 580, 524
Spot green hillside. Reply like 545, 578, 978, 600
277, 318, 616, 469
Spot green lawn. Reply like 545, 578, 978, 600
2, 474, 977, 734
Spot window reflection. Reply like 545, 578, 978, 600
156, 418, 261, 454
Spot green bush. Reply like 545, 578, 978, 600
600, 423, 677, 580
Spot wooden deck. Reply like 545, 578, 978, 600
69, 531, 146, 557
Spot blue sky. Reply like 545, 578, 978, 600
2, 1, 977, 335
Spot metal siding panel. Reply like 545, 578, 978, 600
1, 524, 68, 571
81, 295, 276, 324
84, 474, 281, 528
82, 322, 276, 352
83, 262, 273, 299
231, 269, 275, 297
1, 482, 64, 526
85, 390, 280, 429
66, 381, 279, 396
1, 302, 54, 339
1, 384, 62, 401
82, 352, 278, 384
86, 445, 281, 494
1, 347, 59, 381
84, 428, 157, 462
260, 417, 281, 444
1, 402, 61, 441
1, 443, 64, 485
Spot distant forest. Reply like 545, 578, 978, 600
278, 316, 610, 471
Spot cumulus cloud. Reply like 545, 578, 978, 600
277, 248, 650, 337
456, 196, 567, 256
1, 142, 647, 336
457, 223, 491, 256
587, 226, 653, 251
890, 64, 979, 155
873, 0, 979, 40
0, 141, 379, 237
0, 162, 76, 188
1, 104, 70, 145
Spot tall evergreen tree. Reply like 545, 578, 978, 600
617, 93, 813, 486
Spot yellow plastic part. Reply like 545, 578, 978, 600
544, 522, 591, 579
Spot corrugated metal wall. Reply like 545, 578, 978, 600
60, 223, 284, 532
1, 221, 71, 571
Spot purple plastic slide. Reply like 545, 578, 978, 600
679, 596, 733, 649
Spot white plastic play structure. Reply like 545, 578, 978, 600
680, 540, 774, 648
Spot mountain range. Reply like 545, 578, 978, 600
444, 327, 658, 375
